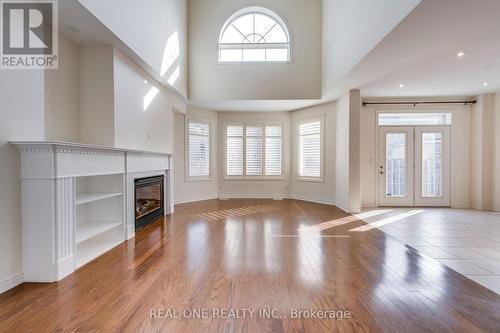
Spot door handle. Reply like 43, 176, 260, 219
379, 171, 384, 175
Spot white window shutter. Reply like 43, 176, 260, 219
299, 120, 321, 178
246, 126, 263, 176
265, 126, 282, 176
188, 120, 210, 177
226, 125, 244, 175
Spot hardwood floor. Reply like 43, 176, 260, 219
1, 199, 500, 332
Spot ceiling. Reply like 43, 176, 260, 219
324, 0, 500, 101
60, 0, 500, 112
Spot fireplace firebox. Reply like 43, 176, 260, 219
135, 176, 164, 229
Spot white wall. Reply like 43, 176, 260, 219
217, 111, 291, 198
113, 50, 175, 153
78, 0, 188, 97
188, 0, 322, 100
335, 94, 350, 210
174, 107, 219, 204
322, 0, 420, 97
0, 70, 45, 292
493, 92, 500, 211
44, 35, 80, 142
290, 102, 337, 205
79, 46, 115, 146
470, 94, 494, 210
360, 102, 471, 209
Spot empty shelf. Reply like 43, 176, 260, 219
76, 239, 122, 268
76, 193, 122, 205
76, 221, 122, 244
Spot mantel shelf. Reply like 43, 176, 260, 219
76, 193, 123, 205
76, 221, 122, 244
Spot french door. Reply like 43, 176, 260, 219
378, 126, 450, 207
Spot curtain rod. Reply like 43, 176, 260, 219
362, 100, 477, 107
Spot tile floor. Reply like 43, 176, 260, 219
359, 208, 500, 295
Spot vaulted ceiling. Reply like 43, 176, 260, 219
60, 0, 500, 111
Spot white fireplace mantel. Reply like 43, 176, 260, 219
11, 141, 173, 283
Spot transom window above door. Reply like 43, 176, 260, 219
378, 113, 452, 126
219, 7, 291, 63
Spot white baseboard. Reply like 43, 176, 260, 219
219, 194, 287, 200
288, 195, 335, 206
174, 194, 355, 214
0, 272, 23, 294
56, 255, 74, 280
451, 204, 471, 209
126, 224, 135, 240
174, 195, 219, 205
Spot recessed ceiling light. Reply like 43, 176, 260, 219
457, 51, 465, 57
483, 82, 489, 87
399, 83, 405, 88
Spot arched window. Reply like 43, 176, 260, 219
219, 7, 291, 63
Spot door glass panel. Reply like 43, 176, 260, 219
386, 133, 406, 197
422, 132, 442, 197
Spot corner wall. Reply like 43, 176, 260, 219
0, 70, 45, 292
494, 92, 500, 211
174, 107, 219, 204
78, 0, 188, 97
470, 95, 493, 210
44, 35, 80, 142
290, 102, 337, 205
335, 90, 361, 213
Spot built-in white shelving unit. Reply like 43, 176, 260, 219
75, 174, 125, 268
11, 141, 172, 283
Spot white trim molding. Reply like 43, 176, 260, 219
175, 195, 219, 205
0, 273, 23, 294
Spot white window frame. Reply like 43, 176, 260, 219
224, 122, 285, 180
218, 6, 292, 64
297, 116, 324, 183
185, 117, 212, 182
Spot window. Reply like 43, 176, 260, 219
187, 119, 210, 179
219, 7, 291, 63
225, 124, 283, 178
226, 125, 244, 176
265, 126, 283, 176
378, 113, 452, 126
298, 118, 322, 180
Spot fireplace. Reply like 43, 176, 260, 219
134, 176, 164, 229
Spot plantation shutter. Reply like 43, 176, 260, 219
246, 126, 263, 176
299, 120, 321, 178
188, 120, 210, 177
226, 125, 244, 175
265, 126, 282, 176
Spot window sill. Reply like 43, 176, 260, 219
296, 177, 324, 183
224, 176, 285, 181
185, 176, 212, 182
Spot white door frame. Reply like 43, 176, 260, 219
376, 125, 451, 207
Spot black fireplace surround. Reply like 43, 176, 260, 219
134, 176, 164, 229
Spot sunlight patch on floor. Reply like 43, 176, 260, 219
192, 204, 281, 221
349, 209, 425, 232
